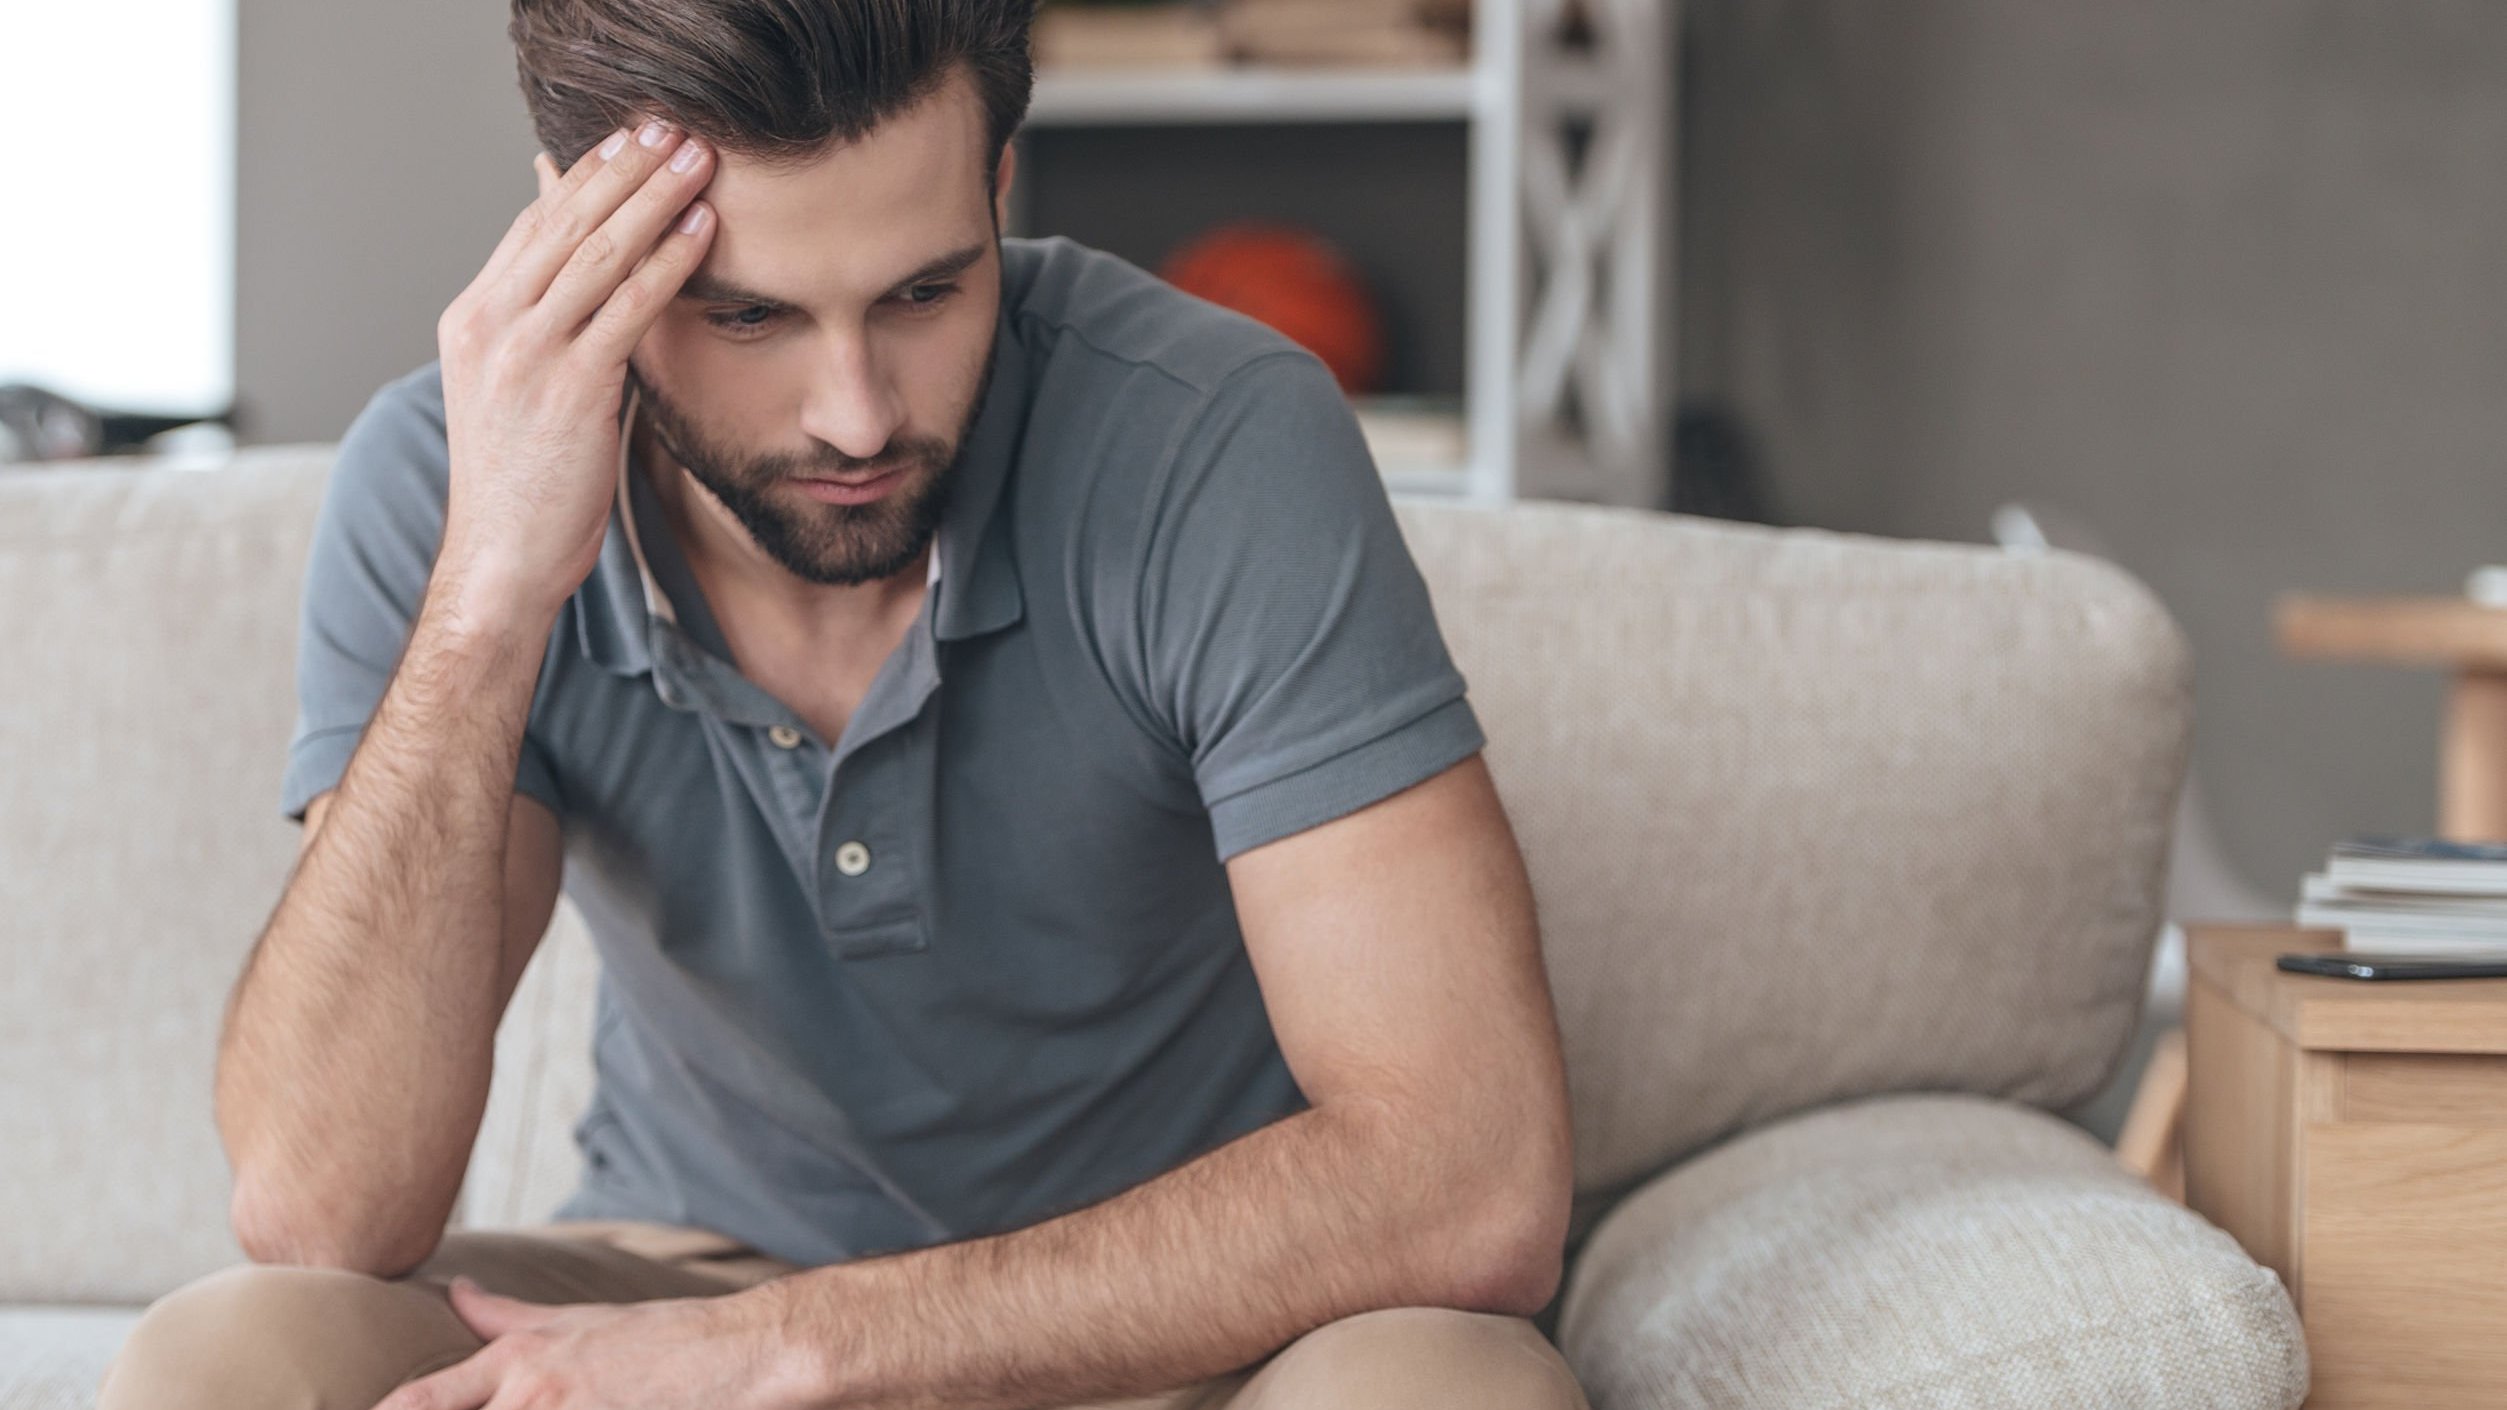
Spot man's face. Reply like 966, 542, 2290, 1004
627, 70, 1009, 586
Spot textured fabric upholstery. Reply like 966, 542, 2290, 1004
0, 450, 611, 1299
1558, 1093, 2307, 1409
0, 455, 327, 1304
1392, 502, 2191, 1224
0, 1307, 139, 1410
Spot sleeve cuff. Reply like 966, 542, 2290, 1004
280, 725, 566, 823
1204, 696, 1487, 863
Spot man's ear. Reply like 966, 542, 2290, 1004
991, 142, 1018, 231
534, 151, 560, 201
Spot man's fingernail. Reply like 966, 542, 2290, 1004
638, 120, 671, 149
669, 138, 705, 173
598, 129, 628, 161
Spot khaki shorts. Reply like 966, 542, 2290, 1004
97, 1218, 1587, 1409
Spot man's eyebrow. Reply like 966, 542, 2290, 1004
675, 242, 991, 306
675, 271, 793, 307
889, 242, 989, 292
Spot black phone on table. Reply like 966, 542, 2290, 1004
2276, 951, 2507, 981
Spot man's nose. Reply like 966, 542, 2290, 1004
797, 338, 906, 462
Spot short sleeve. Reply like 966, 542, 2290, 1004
1138, 350, 1485, 861
280, 365, 565, 822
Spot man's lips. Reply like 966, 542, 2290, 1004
791, 465, 906, 505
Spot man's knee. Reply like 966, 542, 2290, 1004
97, 1261, 476, 1410
1236, 1306, 1589, 1410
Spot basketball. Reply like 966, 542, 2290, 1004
1159, 222, 1388, 395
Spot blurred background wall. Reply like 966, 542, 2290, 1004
221, 0, 2507, 898
234, 0, 537, 445
1675, 0, 2507, 898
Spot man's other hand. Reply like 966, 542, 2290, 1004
374, 1276, 810, 1410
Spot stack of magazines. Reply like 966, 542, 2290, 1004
2298, 838, 2507, 955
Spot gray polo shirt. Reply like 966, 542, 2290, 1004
283, 235, 1485, 1268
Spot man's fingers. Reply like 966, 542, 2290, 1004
473, 128, 627, 295
492, 120, 691, 312
578, 200, 715, 359
445, 1277, 561, 1340
375, 1341, 500, 1410
537, 134, 714, 335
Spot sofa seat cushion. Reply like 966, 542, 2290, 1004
0, 1305, 141, 1410
1558, 1094, 2307, 1409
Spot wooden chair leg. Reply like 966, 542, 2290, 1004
2115, 1026, 2187, 1202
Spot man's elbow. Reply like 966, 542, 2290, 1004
1441, 1170, 1572, 1317
1421, 1103, 1574, 1318
228, 1175, 442, 1277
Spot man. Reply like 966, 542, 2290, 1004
98, 2, 1582, 1406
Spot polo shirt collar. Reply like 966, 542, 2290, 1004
577, 452, 656, 677
931, 301, 1029, 643
574, 296, 1029, 677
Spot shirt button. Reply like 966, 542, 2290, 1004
834, 840, 872, 876
767, 724, 803, 750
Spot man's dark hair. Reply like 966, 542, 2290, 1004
510, 0, 1037, 174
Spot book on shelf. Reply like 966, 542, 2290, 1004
1221, 0, 1468, 67
2322, 836, 2507, 896
1034, 4, 1227, 70
1034, 0, 1472, 72
2297, 837, 2507, 957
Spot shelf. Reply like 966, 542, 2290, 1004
1357, 398, 1475, 500
1381, 459, 1477, 500
1028, 67, 1480, 126
1016, 0, 1676, 505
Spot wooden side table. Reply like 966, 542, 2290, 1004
2277, 594, 2507, 841
2182, 924, 2507, 1408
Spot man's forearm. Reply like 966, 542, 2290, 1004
749, 1095, 1561, 1410
216, 586, 551, 1274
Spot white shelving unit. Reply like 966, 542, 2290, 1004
1029, 68, 1477, 125
1020, 0, 1676, 506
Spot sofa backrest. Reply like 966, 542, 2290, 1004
2, 451, 326, 1302
0, 447, 2189, 1302
1392, 503, 2189, 1230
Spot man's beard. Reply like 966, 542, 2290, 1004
626, 348, 995, 587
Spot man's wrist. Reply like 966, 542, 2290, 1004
412, 561, 568, 664
429, 511, 591, 635
735, 1271, 865, 1410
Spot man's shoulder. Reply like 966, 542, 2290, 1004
996, 238, 1386, 626
302, 361, 461, 584
996, 235, 1355, 541
333, 360, 453, 488
376, 358, 449, 412
346, 360, 451, 442
1001, 236, 1318, 408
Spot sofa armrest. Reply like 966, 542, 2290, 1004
1557, 1093, 2306, 1410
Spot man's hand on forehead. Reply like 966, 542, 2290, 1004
425, 118, 719, 624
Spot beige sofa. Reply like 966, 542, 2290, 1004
1, 446, 2307, 1408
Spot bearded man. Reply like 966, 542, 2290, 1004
98, 4, 1582, 1407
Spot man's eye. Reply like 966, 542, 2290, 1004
898, 282, 958, 310
704, 305, 778, 334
